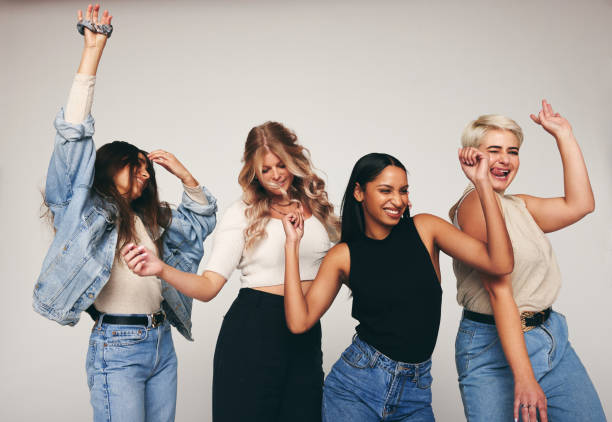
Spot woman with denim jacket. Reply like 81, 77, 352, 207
449, 103, 605, 422
33, 5, 217, 421
124, 121, 340, 421
278, 150, 514, 421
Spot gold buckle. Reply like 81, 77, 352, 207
151, 310, 165, 328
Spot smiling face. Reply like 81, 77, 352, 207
477, 129, 520, 193
113, 152, 150, 200
354, 165, 411, 238
259, 150, 294, 199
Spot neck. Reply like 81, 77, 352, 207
363, 215, 393, 240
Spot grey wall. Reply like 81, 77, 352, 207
1, 0, 610, 420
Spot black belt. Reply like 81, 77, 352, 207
86, 305, 166, 327
463, 308, 551, 331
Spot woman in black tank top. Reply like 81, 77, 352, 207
281, 151, 515, 421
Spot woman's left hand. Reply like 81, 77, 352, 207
148, 150, 198, 187
530, 99, 573, 140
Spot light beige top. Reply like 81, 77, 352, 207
205, 200, 332, 288
453, 187, 562, 314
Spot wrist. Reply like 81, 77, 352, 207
181, 174, 198, 187
285, 240, 300, 251
157, 262, 170, 278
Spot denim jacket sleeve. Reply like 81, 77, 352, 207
45, 109, 96, 229
160, 186, 217, 340
162, 185, 218, 267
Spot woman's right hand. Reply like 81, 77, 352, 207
282, 211, 304, 244
121, 244, 163, 277
514, 377, 548, 422
458, 147, 490, 185
79, 4, 112, 50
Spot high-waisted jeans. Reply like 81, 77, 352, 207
212, 288, 324, 422
456, 310, 606, 421
323, 335, 435, 422
86, 316, 177, 422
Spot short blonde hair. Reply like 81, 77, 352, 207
461, 114, 523, 148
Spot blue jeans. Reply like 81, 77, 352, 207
86, 316, 178, 422
323, 335, 435, 422
456, 310, 606, 421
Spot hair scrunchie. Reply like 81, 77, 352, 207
77, 20, 113, 38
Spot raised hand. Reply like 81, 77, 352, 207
530, 99, 573, 140
148, 150, 198, 187
121, 243, 163, 277
282, 211, 304, 244
458, 147, 490, 185
78, 4, 112, 50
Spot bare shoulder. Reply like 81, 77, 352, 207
456, 190, 481, 221
413, 213, 446, 242
322, 242, 351, 280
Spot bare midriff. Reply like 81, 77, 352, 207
253, 280, 313, 296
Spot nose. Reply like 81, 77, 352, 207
272, 167, 281, 180
391, 191, 403, 207
140, 167, 149, 180
498, 153, 510, 165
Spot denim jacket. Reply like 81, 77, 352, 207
33, 109, 217, 340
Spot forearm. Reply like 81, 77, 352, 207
158, 264, 219, 302
488, 282, 535, 382
474, 180, 514, 274
284, 242, 310, 333
556, 133, 595, 213
77, 46, 104, 76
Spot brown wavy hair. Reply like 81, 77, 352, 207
238, 122, 340, 249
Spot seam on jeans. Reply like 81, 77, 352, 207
538, 324, 555, 370
466, 334, 500, 364
382, 372, 398, 417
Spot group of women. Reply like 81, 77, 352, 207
33, 4, 606, 422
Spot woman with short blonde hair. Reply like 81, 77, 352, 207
451, 101, 605, 422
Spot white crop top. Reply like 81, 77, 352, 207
205, 200, 332, 288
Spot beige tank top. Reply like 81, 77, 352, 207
94, 216, 163, 314
453, 187, 562, 314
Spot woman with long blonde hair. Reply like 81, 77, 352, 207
123, 121, 339, 421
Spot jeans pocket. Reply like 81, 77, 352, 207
340, 343, 371, 369
416, 367, 433, 390
104, 326, 148, 347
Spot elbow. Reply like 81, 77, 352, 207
490, 257, 514, 277
286, 320, 309, 334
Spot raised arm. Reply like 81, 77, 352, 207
518, 100, 594, 233
45, 4, 113, 225
75, 4, 112, 77
282, 212, 347, 334
122, 244, 227, 302
423, 148, 514, 276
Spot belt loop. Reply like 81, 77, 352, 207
146, 314, 153, 329
369, 350, 379, 368
95, 313, 106, 330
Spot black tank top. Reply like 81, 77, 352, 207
347, 216, 442, 363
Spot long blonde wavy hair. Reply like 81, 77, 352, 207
238, 121, 340, 249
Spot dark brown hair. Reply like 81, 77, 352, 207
92, 141, 172, 255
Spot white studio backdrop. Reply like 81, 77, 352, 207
0, 0, 610, 420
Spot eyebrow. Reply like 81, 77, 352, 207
486, 145, 519, 151
376, 184, 409, 189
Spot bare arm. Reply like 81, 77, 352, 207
519, 100, 594, 233
424, 148, 514, 276
76, 5, 112, 76
282, 212, 347, 334
457, 184, 548, 421
122, 244, 227, 302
